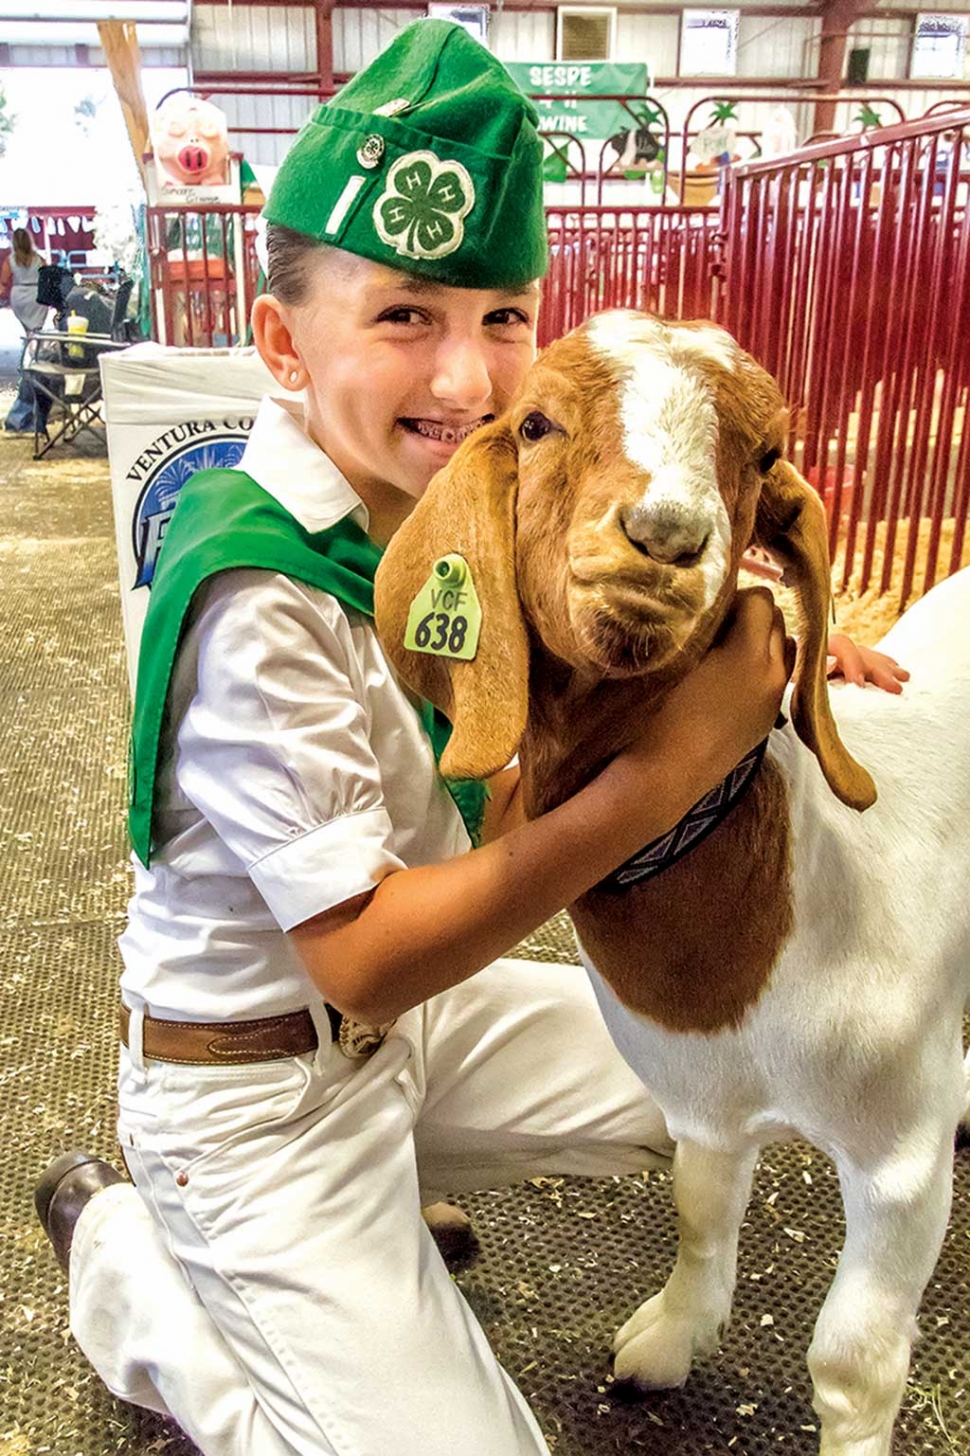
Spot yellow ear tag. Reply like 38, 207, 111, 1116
404, 554, 481, 661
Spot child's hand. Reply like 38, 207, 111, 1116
622, 588, 795, 792
826, 632, 910, 693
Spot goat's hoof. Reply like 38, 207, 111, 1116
612, 1293, 695, 1390
817, 1429, 894, 1456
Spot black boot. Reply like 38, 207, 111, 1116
35, 1151, 127, 1272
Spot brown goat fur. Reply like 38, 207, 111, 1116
374, 311, 874, 1034
572, 755, 793, 1033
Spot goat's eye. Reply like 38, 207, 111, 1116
520, 411, 555, 443
759, 447, 781, 473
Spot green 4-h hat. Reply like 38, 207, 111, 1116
264, 19, 548, 288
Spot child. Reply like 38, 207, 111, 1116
37, 23, 903, 1456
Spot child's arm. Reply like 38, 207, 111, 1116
480, 765, 524, 843
471, 629, 877, 849
826, 633, 909, 693
289, 590, 792, 1024
740, 545, 909, 694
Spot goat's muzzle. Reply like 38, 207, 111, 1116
621, 499, 712, 569
564, 558, 710, 679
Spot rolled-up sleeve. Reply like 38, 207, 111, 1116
175, 570, 406, 930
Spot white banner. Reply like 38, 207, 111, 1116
100, 343, 277, 695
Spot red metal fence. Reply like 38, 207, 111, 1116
542, 206, 721, 343
143, 201, 722, 353
719, 106, 970, 605
145, 203, 262, 350
144, 102, 970, 605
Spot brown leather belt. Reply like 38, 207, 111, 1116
119, 1003, 342, 1066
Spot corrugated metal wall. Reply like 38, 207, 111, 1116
192, 2, 418, 74
6, 47, 79, 66
738, 13, 819, 75
192, 3, 315, 70
490, 10, 556, 63
333, 7, 420, 70
611, 11, 822, 147
616, 12, 680, 79
214, 92, 313, 164
184, 3, 968, 168
192, 3, 319, 163
847, 15, 911, 79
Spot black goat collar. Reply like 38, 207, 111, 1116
599, 738, 769, 893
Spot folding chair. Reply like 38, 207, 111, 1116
21, 273, 135, 459
21, 330, 128, 460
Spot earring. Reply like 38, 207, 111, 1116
289, 369, 300, 384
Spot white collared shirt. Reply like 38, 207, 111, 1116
119, 396, 469, 1022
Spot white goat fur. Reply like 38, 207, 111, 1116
377, 311, 970, 1456
578, 320, 970, 1456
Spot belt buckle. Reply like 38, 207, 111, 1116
337, 1015, 394, 1060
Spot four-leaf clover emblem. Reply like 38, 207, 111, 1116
373, 150, 476, 261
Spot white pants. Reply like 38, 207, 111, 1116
70, 958, 672, 1456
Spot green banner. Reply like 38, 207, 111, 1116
505, 62, 650, 142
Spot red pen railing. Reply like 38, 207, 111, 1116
143, 103, 970, 606
718, 105, 970, 605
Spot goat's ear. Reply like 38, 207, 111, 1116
374, 420, 529, 780
753, 459, 876, 811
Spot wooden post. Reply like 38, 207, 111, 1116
97, 20, 150, 188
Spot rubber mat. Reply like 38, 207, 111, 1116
1, 431, 967, 1456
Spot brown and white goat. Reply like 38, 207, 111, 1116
374, 311, 970, 1456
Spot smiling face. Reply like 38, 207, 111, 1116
509, 311, 787, 678
253, 246, 539, 536
376, 307, 872, 806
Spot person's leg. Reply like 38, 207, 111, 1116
67, 957, 663, 1455
411, 957, 673, 1201
91, 1038, 550, 1456
68, 1176, 304, 1456
4, 334, 33, 431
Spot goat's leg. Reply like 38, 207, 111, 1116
958, 1046, 970, 1149
807, 1129, 955, 1456
613, 1140, 758, 1388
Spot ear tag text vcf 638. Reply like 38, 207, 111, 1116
405, 554, 481, 661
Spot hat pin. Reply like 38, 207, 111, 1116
357, 135, 386, 170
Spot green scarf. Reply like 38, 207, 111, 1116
128, 467, 487, 867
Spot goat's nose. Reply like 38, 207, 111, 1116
622, 502, 709, 566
